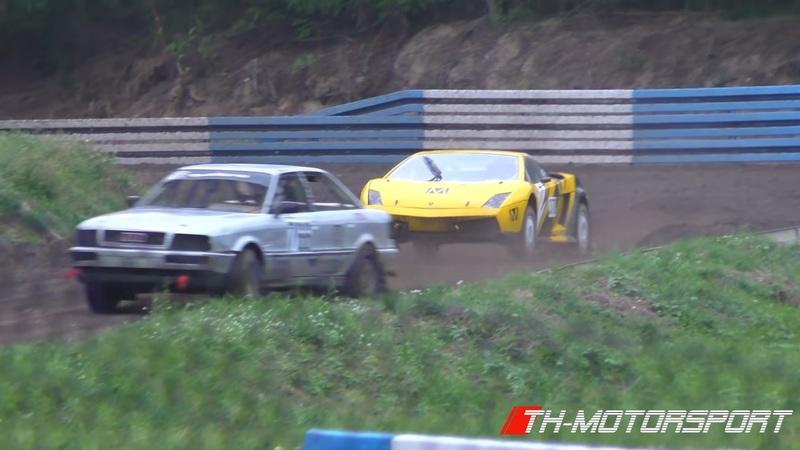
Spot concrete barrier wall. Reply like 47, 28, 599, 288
2, 85, 800, 164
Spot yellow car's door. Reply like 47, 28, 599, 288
523, 155, 572, 241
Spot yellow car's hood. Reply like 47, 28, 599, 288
369, 179, 521, 209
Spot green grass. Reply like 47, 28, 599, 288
0, 134, 135, 242
1, 235, 799, 449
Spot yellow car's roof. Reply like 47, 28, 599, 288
413, 149, 525, 157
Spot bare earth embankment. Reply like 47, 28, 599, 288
3, 12, 800, 119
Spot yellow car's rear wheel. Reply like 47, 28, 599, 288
507, 205, 537, 260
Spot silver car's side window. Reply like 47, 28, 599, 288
274, 173, 310, 213
303, 172, 358, 211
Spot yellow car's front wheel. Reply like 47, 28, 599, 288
574, 202, 591, 255
506, 204, 537, 260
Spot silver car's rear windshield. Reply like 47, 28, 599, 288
388, 153, 519, 182
139, 170, 271, 213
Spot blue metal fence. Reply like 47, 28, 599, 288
2, 85, 800, 164
629, 85, 800, 163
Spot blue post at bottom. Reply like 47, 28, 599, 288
303, 429, 394, 450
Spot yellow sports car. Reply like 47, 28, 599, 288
360, 150, 591, 258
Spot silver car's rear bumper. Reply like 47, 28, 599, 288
70, 246, 237, 274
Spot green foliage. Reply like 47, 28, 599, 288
486, 0, 800, 16
0, 235, 799, 448
0, 134, 136, 241
3, 0, 800, 68
290, 53, 317, 73
0, 0, 147, 70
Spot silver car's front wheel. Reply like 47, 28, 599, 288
85, 282, 127, 314
225, 249, 262, 297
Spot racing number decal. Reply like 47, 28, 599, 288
287, 221, 313, 251
426, 187, 450, 194
332, 224, 345, 247
534, 183, 548, 228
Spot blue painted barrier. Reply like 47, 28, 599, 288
630, 85, 800, 163
633, 84, 800, 99
632, 111, 800, 125
632, 99, 800, 113
311, 90, 425, 116
633, 125, 800, 139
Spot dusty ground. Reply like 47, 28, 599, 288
4, 12, 800, 119
1, 163, 798, 345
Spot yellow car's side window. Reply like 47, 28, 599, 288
524, 156, 546, 184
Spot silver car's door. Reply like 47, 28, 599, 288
302, 171, 363, 277
269, 172, 316, 283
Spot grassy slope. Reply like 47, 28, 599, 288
0, 134, 134, 241
1, 235, 798, 449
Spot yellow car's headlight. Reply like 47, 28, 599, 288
368, 190, 383, 206
482, 193, 510, 208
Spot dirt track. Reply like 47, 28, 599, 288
1, 163, 799, 345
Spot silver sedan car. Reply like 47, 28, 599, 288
70, 164, 398, 313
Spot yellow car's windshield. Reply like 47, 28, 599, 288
388, 153, 519, 182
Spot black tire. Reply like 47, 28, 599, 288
225, 249, 263, 297
573, 202, 592, 255
507, 205, 537, 260
85, 282, 127, 314
412, 239, 440, 258
342, 246, 386, 298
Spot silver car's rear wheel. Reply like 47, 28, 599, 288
343, 245, 386, 298
357, 260, 378, 295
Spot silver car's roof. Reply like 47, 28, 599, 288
177, 163, 325, 175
